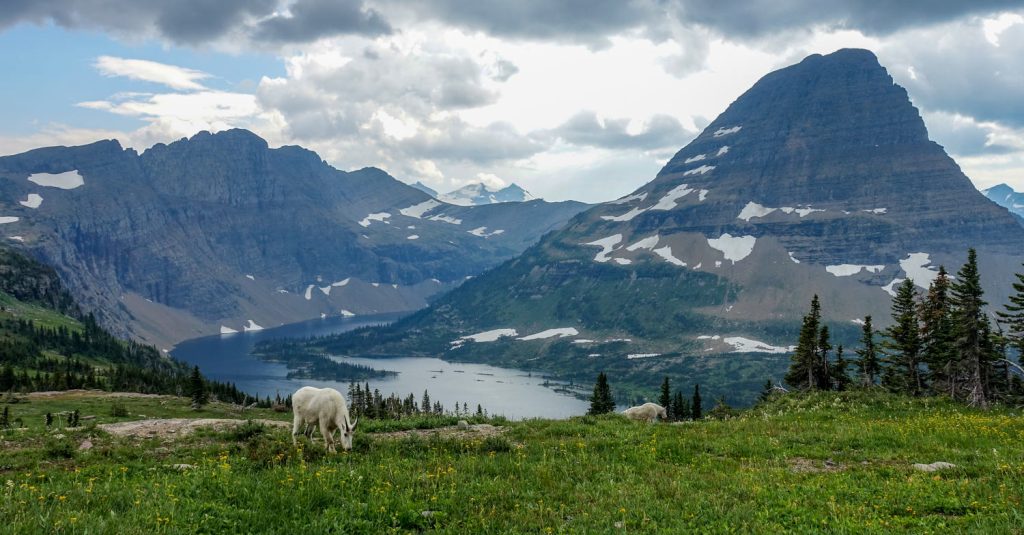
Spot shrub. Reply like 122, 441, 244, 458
44, 438, 76, 460
110, 402, 129, 417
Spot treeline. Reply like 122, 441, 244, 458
586, 372, 712, 421
785, 248, 1024, 407
346, 381, 488, 420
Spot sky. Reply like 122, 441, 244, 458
1, 1, 1023, 203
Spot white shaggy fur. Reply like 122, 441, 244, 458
622, 402, 668, 423
291, 386, 357, 452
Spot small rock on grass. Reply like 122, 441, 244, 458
78, 439, 93, 451
913, 461, 956, 472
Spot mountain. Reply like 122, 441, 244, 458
983, 183, 1024, 226
410, 181, 439, 197
306, 49, 1024, 404
440, 183, 535, 206
0, 130, 588, 348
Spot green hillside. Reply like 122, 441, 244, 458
2, 390, 1022, 533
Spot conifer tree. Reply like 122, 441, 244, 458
1, 406, 9, 429
691, 384, 702, 420
882, 279, 923, 395
920, 266, 956, 395
673, 391, 688, 421
421, 390, 431, 414
832, 345, 851, 391
855, 316, 881, 386
188, 366, 207, 408
758, 378, 774, 403
588, 372, 615, 415
659, 377, 672, 415
816, 326, 833, 389
785, 295, 823, 389
950, 249, 993, 406
996, 264, 1024, 359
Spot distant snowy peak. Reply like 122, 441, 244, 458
983, 183, 1024, 222
440, 183, 535, 206
410, 181, 439, 197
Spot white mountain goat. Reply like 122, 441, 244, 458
622, 402, 668, 423
291, 386, 357, 452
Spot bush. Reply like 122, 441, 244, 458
227, 420, 266, 442
44, 438, 76, 460
110, 402, 129, 417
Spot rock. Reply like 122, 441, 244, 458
81, 415, 96, 421
420, 510, 435, 518
457, 420, 470, 430
78, 439, 93, 451
171, 464, 196, 471
913, 461, 956, 472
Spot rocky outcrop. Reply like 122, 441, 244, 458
0, 130, 588, 346
983, 183, 1024, 226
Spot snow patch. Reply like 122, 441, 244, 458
613, 258, 632, 265
684, 154, 706, 164
713, 126, 742, 137
243, 320, 264, 332
19, 193, 43, 209
518, 327, 579, 341
862, 208, 888, 214
699, 335, 793, 353
452, 328, 519, 347
428, 214, 462, 225
653, 246, 687, 267
626, 235, 659, 251
7, 236, 25, 242
407, 234, 419, 240
826, 264, 885, 277
788, 252, 800, 264
683, 165, 715, 176
899, 252, 939, 288
28, 170, 84, 189
608, 192, 648, 205
698, 189, 709, 201
852, 318, 866, 326
626, 353, 661, 360
714, 260, 723, 268
468, 227, 504, 237
882, 278, 905, 297
358, 212, 391, 227
572, 339, 595, 344
794, 207, 825, 217
340, 310, 356, 317
706, 234, 757, 263
245, 274, 255, 281
601, 206, 648, 221
304, 285, 315, 300
651, 183, 695, 210
0, 217, 19, 224
220, 326, 238, 335
717, 146, 730, 156
584, 234, 623, 262
399, 199, 440, 218
738, 202, 777, 221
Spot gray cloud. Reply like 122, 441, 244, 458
252, 0, 391, 43
545, 111, 694, 151
398, 118, 543, 164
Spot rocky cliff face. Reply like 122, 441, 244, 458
308, 49, 1024, 402
440, 183, 535, 205
0, 130, 587, 347
983, 183, 1024, 226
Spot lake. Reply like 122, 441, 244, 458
171, 313, 589, 419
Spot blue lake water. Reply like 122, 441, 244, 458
171, 313, 589, 419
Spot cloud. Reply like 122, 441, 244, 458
251, 0, 391, 43
545, 111, 694, 151
397, 118, 543, 164
94, 56, 210, 91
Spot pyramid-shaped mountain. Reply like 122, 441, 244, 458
308, 49, 1024, 403
0, 129, 588, 347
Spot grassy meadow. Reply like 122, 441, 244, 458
1, 390, 1023, 533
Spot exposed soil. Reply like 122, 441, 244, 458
98, 418, 290, 439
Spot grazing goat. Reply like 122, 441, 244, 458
291, 386, 357, 452
622, 402, 668, 423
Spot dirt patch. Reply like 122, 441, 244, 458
24, 390, 173, 400
370, 424, 507, 441
787, 457, 845, 473
98, 418, 290, 439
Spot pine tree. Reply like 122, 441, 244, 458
188, 366, 208, 409
673, 391, 688, 421
816, 325, 833, 389
832, 345, 851, 391
950, 249, 993, 407
996, 264, 1024, 361
757, 379, 775, 403
0, 406, 9, 429
691, 384, 702, 420
920, 266, 956, 395
421, 390, 431, 414
588, 372, 615, 415
785, 295, 823, 389
658, 377, 672, 416
855, 316, 881, 386
882, 279, 923, 395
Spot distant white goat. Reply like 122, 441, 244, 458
291, 386, 357, 452
622, 402, 668, 423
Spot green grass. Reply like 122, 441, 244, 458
2, 390, 1023, 533
0, 292, 81, 332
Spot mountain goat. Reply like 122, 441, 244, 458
622, 402, 668, 423
291, 386, 357, 452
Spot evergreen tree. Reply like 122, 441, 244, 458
832, 345, 851, 391
758, 378, 774, 403
882, 279, 923, 395
855, 316, 881, 386
658, 377, 672, 416
691, 384, 702, 420
587, 372, 615, 415
0, 406, 9, 429
920, 266, 956, 395
421, 389, 431, 414
188, 366, 208, 408
950, 249, 993, 407
785, 295, 823, 389
816, 326, 833, 389
996, 264, 1024, 360
673, 391, 688, 421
